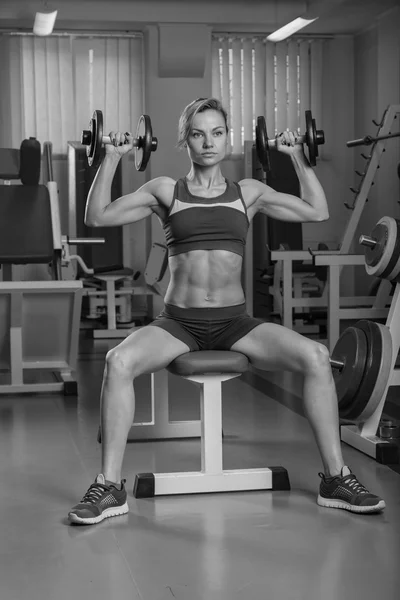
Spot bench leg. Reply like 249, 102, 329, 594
133, 378, 290, 497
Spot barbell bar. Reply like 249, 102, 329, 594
347, 131, 400, 147
330, 358, 345, 370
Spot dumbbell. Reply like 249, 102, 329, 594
81, 110, 158, 171
255, 110, 325, 173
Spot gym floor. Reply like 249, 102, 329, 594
1, 334, 399, 600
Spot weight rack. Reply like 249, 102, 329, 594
340, 281, 400, 464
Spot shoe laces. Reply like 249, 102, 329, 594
80, 482, 110, 505
342, 475, 369, 495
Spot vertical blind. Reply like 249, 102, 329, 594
0, 33, 144, 154
212, 35, 325, 155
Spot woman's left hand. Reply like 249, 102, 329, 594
275, 131, 304, 156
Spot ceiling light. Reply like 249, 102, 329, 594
267, 16, 319, 42
33, 10, 58, 36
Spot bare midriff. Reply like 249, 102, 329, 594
164, 249, 245, 308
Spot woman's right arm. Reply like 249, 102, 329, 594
84, 131, 173, 227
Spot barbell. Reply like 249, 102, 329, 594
81, 110, 158, 171
255, 110, 325, 173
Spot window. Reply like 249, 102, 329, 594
0, 33, 144, 154
212, 35, 324, 155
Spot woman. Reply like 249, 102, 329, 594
69, 98, 385, 525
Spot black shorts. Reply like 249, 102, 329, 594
149, 303, 264, 352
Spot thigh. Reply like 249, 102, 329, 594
111, 324, 192, 376
230, 322, 320, 372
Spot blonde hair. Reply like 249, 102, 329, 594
177, 97, 229, 149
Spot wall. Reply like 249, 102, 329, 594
0, 0, 303, 30
353, 6, 400, 293
143, 24, 212, 313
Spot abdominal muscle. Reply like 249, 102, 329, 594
164, 249, 245, 308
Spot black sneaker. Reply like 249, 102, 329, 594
68, 474, 129, 525
317, 466, 386, 514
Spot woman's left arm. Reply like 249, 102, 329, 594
240, 131, 329, 223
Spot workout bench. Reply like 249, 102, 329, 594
133, 351, 290, 497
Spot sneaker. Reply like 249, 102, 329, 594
68, 474, 129, 525
317, 466, 386, 514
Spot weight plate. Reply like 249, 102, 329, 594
315, 127, 325, 148
354, 321, 392, 423
255, 116, 271, 173
332, 326, 368, 410
305, 110, 317, 166
340, 320, 392, 422
312, 119, 319, 158
365, 223, 388, 267
85, 114, 95, 165
135, 114, 153, 172
365, 216, 397, 279
87, 110, 103, 168
379, 219, 400, 282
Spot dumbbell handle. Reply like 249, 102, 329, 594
359, 234, 377, 249
267, 129, 324, 149
267, 134, 307, 148
102, 135, 141, 148
81, 130, 141, 148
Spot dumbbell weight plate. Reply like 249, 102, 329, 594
305, 110, 317, 166
331, 326, 368, 411
255, 116, 271, 173
312, 118, 319, 158
86, 110, 103, 168
135, 114, 154, 172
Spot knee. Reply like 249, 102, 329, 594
105, 347, 138, 379
303, 342, 331, 373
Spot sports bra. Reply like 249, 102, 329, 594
163, 177, 249, 257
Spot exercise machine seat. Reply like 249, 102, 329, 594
167, 350, 249, 376
0, 185, 54, 263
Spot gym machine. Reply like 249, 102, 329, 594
0, 139, 103, 395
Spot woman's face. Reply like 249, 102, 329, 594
186, 109, 228, 166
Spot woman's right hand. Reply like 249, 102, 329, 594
105, 131, 134, 156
